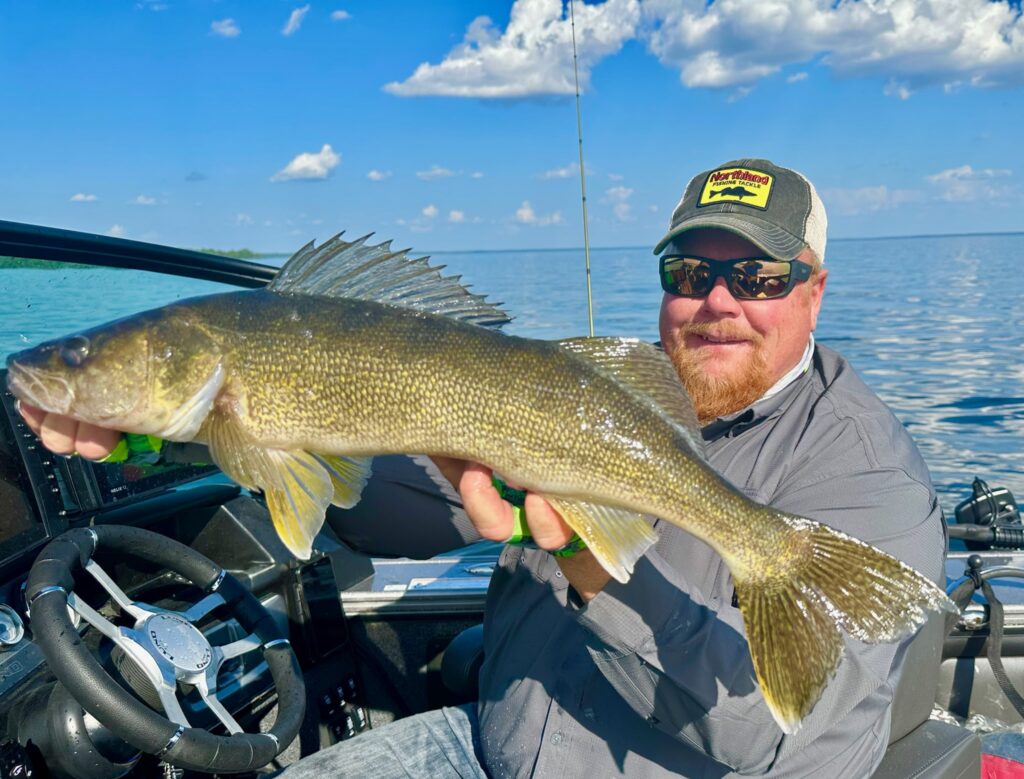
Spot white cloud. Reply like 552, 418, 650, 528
211, 18, 240, 38
367, 169, 392, 181
416, 164, 456, 181
70, 193, 97, 202
422, 204, 440, 219
470, 171, 485, 179
133, 194, 156, 206
385, 0, 640, 97
331, 10, 351, 21
925, 165, 1013, 202
540, 163, 578, 180
515, 200, 563, 226
386, 0, 1024, 98
108, 224, 126, 237
787, 71, 808, 83
271, 144, 341, 181
821, 185, 923, 216
283, 5, 310, 36
603, 185, 635, 221
642, 0, 1024, 93
449, 210, 466, 223
236, 213, 254, 226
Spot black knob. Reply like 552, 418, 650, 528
967, 554, 984, 572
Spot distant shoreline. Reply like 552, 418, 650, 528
0, 247, 280, 270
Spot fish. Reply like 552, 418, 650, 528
5, 233, 954, 733
710, 185, 757, 199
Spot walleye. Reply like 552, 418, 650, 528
6, 233, 953, 733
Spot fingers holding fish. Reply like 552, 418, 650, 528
18, 403, 120, 460
429, 456, 575, 549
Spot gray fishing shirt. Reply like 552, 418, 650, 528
328, 343, 946, 778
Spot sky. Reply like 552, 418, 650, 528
1, 0, 1023, 253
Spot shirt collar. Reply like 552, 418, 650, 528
701, 335, 815, 442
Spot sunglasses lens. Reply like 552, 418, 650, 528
730, 260, 793, 299
662, 258, 713, 296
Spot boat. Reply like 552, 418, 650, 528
0, 217, 1018, 777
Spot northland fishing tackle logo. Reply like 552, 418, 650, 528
698, 167, 774, 210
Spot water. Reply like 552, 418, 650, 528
2, 233, 1022, 517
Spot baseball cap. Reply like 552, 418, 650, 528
652, 158, 827, 263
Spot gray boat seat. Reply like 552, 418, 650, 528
441, 614, 982, 777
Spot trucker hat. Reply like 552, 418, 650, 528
652, 158, 827, 263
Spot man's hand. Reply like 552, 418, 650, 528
430, 456, 611, 601
17, 402, 120, 460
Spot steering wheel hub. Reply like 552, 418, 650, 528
144, 613, 213, 673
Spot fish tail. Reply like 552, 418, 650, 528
733, 515, 954, 734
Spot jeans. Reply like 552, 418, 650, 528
278, 704, 488, 779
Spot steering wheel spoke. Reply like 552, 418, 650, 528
85, 559, 158, 622
217, 631, 263, 661
67, 592, 127, 644
194, 675, 244, 735
180, 592, 226, 624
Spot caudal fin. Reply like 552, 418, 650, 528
733, 516, 954, 734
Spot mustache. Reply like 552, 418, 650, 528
676, 321, 763, 345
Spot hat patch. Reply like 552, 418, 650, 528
698, 167, 773, 210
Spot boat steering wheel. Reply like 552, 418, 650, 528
25, 525, 305, 773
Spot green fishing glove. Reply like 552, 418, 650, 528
491, 475, 587, 558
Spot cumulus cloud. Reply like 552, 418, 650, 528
515, 200, 563, 226
108, 224, 126, 237
449, 210, 465, 223
422, 204, 439, 218
283, 5, 310, 36
417, 165, 456, 181
271, 144, 341, 182
331, 10, 351, 21
133, 194, 157, 206
211, 18, 240, 38
367, 169, 392, 181
642, 0, 1024, 93
925, 165, 1013, 202
70, 193, 97, 202
385, 0, 640, 97
383, 0, 1024, 98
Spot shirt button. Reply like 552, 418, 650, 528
550, 731, 564, 745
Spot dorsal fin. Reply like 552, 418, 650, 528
268, 232, 511, 328
558, 336, 706, 459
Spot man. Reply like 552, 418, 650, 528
20, 158, 945, 777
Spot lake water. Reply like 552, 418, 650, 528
2, 232, 1022, 518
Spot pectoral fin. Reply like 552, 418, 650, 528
545, 497, 658, 583
201, 411, 334, 560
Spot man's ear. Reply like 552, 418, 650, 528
809, 268, 828, 331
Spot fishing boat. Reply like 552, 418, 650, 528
0, 218, 1017, 778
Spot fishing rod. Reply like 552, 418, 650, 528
569, 0, 595, 337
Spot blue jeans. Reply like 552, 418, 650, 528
279, 704, 488, 778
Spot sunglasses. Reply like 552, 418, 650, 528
659, 255, 813, 300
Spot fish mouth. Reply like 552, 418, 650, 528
5, 360, 74, 415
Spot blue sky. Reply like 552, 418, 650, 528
1, 0, 1022, 252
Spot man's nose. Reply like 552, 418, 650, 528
701, 278, 742, 315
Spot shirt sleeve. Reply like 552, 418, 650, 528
570, 462, 945, 775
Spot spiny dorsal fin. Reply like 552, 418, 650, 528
269, 232, 511, 328
557, 336, 705, 459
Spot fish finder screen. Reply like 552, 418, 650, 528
88, 459, 220, 507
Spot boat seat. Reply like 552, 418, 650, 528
441, 614, 981, 777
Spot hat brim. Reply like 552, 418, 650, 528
652, 212, 805, 260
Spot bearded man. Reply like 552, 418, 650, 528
20, 159, 946, 778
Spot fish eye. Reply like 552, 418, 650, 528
59, 335, 90, 367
